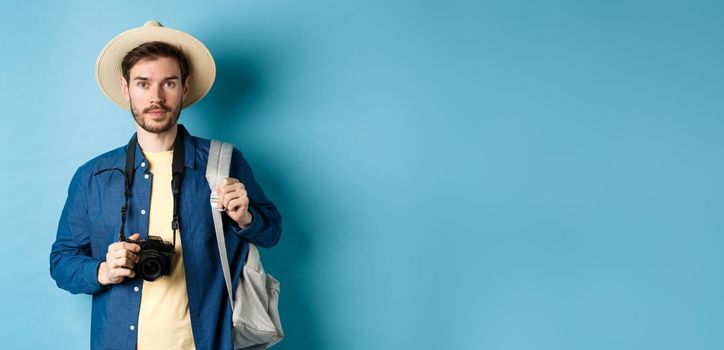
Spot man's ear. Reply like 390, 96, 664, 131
119, 75, 130, 101
182, 76, 191, 101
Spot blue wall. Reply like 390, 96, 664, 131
1, 1, 723, 349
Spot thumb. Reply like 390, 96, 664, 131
129, 233, 141, 240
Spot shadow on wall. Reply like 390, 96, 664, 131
198, 47, 322, 349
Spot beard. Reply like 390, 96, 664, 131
130, 99, 182, 134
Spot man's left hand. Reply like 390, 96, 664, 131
214, 177, 252, 228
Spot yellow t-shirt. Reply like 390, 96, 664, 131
136, 150, 195, 349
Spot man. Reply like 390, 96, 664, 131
49, 21, 282, 350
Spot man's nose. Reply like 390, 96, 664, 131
150, 85, 166, 104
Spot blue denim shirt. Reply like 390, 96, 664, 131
49, 124, 282, 350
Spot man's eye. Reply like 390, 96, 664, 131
165, 81, 176, 88
137, 82, 147, 87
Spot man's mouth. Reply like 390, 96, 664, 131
146, 109, 167, 116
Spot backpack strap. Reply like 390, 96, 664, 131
206, 140, 236, 309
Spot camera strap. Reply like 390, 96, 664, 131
119, 129, 185, 249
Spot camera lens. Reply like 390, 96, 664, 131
138, 252, 164, 281
142, 260, 161, 278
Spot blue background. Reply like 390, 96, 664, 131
1, 1, 723, 349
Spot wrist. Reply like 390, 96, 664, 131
97, 261, 109, 286
236, 210, 253, 228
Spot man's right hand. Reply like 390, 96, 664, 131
98, 233, 142, 286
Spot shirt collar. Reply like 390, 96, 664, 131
100, 123, 196, 172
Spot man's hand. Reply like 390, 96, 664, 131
214, 177, 253, 228
98, 233, 141, 286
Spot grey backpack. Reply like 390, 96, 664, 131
206, 140, 284, 349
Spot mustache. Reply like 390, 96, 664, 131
144, 105, 170, 113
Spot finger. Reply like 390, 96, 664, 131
110, 251, 135, 266
117, 257, 135, 269
223, 190, 243, 209
223, 177, 239, 186
219, 189, 244, 211
125, 250, 140, 263
112, 267, 135, 279
106, 249, 124, 264
106, 257, 119, 269
122, 241, 142, 253
227, 197, 248, 212
217, 182, 244, 195
214, 178, 237, 192
108, 255, 127, 269
109, 241, 125, 250
221, 182, 245, 193
110, 234, 141, 251
216, 183, 243, 199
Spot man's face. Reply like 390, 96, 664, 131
120, 56, 189, 134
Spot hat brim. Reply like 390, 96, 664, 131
96, 24, 216, 111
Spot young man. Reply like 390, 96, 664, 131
49, 21, 282, 350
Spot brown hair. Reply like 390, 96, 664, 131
121, 41, 190, 85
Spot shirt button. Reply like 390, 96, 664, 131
141, 162, 146, 167
141, 209, 146, 215
130, 325, 135, 331
134, 286, 139, 292
144, 174, 149, 179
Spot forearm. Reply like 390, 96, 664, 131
229, 202, 282, 248
49, 248, 106, 295
50, 167, 106, 295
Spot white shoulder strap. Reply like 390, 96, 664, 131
206, 140, 237, 309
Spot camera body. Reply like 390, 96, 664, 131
125, 235, 175, 281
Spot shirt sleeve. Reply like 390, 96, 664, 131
227, 148, 282, 248
49, 165, 107, 295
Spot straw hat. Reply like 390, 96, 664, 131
95, 20, 216, 111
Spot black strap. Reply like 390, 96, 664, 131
119, 135, 137, 242
119, 131, 185, 248
170, 132, 185, 247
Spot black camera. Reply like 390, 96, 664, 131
125, 235, 176, 281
